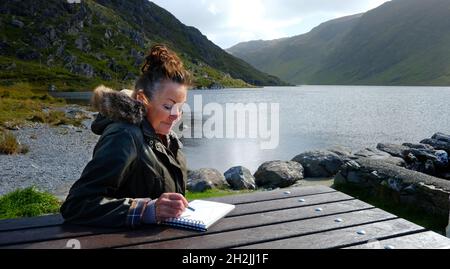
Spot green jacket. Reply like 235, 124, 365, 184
60, 87, 187, 228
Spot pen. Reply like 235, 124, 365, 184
187, 206, 195, 212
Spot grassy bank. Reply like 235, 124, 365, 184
0, 82, 89, 129
0, 187, 61, 220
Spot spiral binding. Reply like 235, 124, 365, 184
162, 217, 207, 232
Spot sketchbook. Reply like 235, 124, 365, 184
161, 200, 235, 232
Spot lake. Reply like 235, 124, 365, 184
52, 85, 450, 174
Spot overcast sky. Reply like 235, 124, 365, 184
150, 0, 391, 49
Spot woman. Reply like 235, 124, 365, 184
60, 45, 191, 228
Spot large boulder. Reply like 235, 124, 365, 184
353, 148, 406, 167
403, 147, 449, 179
292, 150, 344, 178
421, 132, 450, 153
224, 166, 256, 190
327, 145, 354, 161
376, 143, 410, 158
335, 158, 450, 220
254, 161, 303, 188
187, 168, 229, 192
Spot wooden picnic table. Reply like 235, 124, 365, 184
1, 185, 449, 249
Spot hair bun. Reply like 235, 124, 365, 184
141, 44, 183, 75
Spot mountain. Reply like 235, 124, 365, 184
0, 0, 287, 91
228, 0, 450, 86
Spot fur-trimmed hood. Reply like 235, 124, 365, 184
91, 85, 146, 125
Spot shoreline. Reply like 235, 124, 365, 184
0, 118, 334, 200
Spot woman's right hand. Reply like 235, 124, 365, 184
154, 193, 189, 222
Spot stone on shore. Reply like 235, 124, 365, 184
335, 158, 450, 221
254, 160, 303, 189
353, 148, 406, 167
187, 168, 229, 192
421, 132, 450, 153
292, 150, 344, 178
224, 166, 256, 190
376, 143, 410, 158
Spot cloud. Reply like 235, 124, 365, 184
150, 0, 390, 49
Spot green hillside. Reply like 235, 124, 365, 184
228, 0, 450, 86
0, 0, 287, 92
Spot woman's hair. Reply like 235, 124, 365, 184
134, 44, 191, 99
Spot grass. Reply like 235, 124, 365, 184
185, 189, 255, 201
0, 187, 61, 220
0, 82, 88, 128
333, 183, 448, 235
0, 129, 29, 155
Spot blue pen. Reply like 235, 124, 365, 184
187, 206, 195, 212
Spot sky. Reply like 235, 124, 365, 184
150, 0, 391, 49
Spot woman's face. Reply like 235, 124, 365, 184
139, 80, 187, 135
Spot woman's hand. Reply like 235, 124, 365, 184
154, 193, 189, 222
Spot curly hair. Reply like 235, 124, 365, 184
135, 44, 191, 99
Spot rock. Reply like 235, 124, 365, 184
187, 168, 229, 192
402, 143, 434, 150
432, 133, 450, 143
292, 150, 344, 178
208, 82, 225, 90
48, 85, 57, 92
63, 54, 77, 66
376, 143, 410, 158
16, 49, 40, 61
63, 106, 93, 120
104, 29, 113, 40
46, 27, 57, 42
46, 54, 55, 66
11, 19, 24, 28
31, 36, 50, 49
403, 147, 448, 178
435, 150, 449, 166
327, 145, 354, 161
335, 158, 450, 219
354, 148, 406, 167
224, 166, 256, 190
73, 63, 94, 78
122, 72, 136, 81
5, 62, 16, 70
55, 42, 66, 58
0, 40, 11, 54
74, 35, 91, 52
254, 161, 303, 188
421, 132, 450, 152
97, 70, 112, 81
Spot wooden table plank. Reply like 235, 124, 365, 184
208, 185, 336, 204
120, 208, 396, 249
2, 199, 374, 249
229, 191, 353, 217
236, 219, 427, 249
345, 231, 450, 249
0, 224, 123, 247
0, 214, 64, 232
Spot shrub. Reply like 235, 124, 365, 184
0, 129, 24, 154
0, 187, 61, 220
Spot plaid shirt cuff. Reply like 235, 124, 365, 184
142, 199, 158, 224
126, 198, 151, 228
